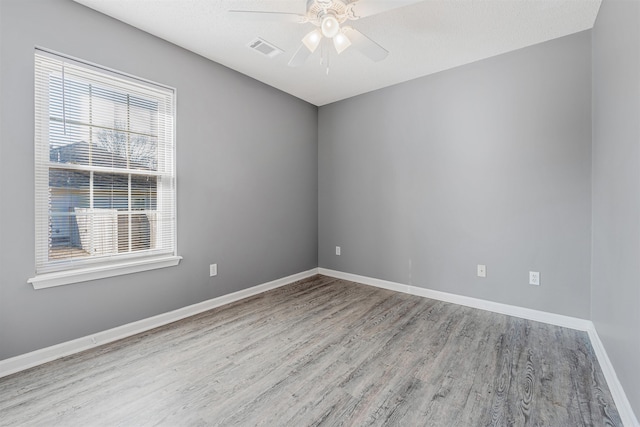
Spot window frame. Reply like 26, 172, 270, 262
28, 48, 181, 289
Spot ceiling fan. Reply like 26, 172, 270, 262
230, 0, 421, 68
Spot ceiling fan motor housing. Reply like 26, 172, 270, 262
306, 0, 354, 27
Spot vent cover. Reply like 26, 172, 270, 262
248, 38, 284, 58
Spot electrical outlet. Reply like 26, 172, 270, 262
477, 264, 486, 278
529, 271, 540, 286
210, 263, 218, 277
335, 246, 341, 256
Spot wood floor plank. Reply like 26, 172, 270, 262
0, 275, 623, 426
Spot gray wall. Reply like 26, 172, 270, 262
319, 31, 593, 319
0, 0, 318, 360
592, 0, 640, 416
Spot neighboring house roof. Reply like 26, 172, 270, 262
49, 141, 157, 189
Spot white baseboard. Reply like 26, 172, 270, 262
319, 267, 638, 426
0, 268, 318, 379
318, 268, 591, 330
587, 328, 640, 427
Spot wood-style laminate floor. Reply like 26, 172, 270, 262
0, 275, 621, 426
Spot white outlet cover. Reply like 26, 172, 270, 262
336, 246, 341, 256
477, 264, 486, 278
529, 271, 540, 286
210, 263, 217, 277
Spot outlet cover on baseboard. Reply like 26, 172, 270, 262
210, 264, 218, 277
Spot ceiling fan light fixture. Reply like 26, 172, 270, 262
320, 15, 340, 38
302, 29, 322, 52
333, 31, 351, 54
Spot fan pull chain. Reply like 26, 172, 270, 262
320, 37, 330, 75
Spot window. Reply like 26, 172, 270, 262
29, 50, 180, 289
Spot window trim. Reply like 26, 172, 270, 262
28, 255, 183, 289
30, 48, 180, 289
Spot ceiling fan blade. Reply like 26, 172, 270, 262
348, 0, 425, 19
343, 27, 388, 62
228, 10, 304, 23
288, 44, 312, 67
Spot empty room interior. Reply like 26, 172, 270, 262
0, 0, 639, 425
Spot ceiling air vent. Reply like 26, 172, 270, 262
248, 38, 283, 58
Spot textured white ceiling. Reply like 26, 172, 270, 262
72, 0, 601, 106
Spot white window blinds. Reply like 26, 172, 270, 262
34, 50, 177, 276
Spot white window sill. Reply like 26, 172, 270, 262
28, 255, 182, 289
